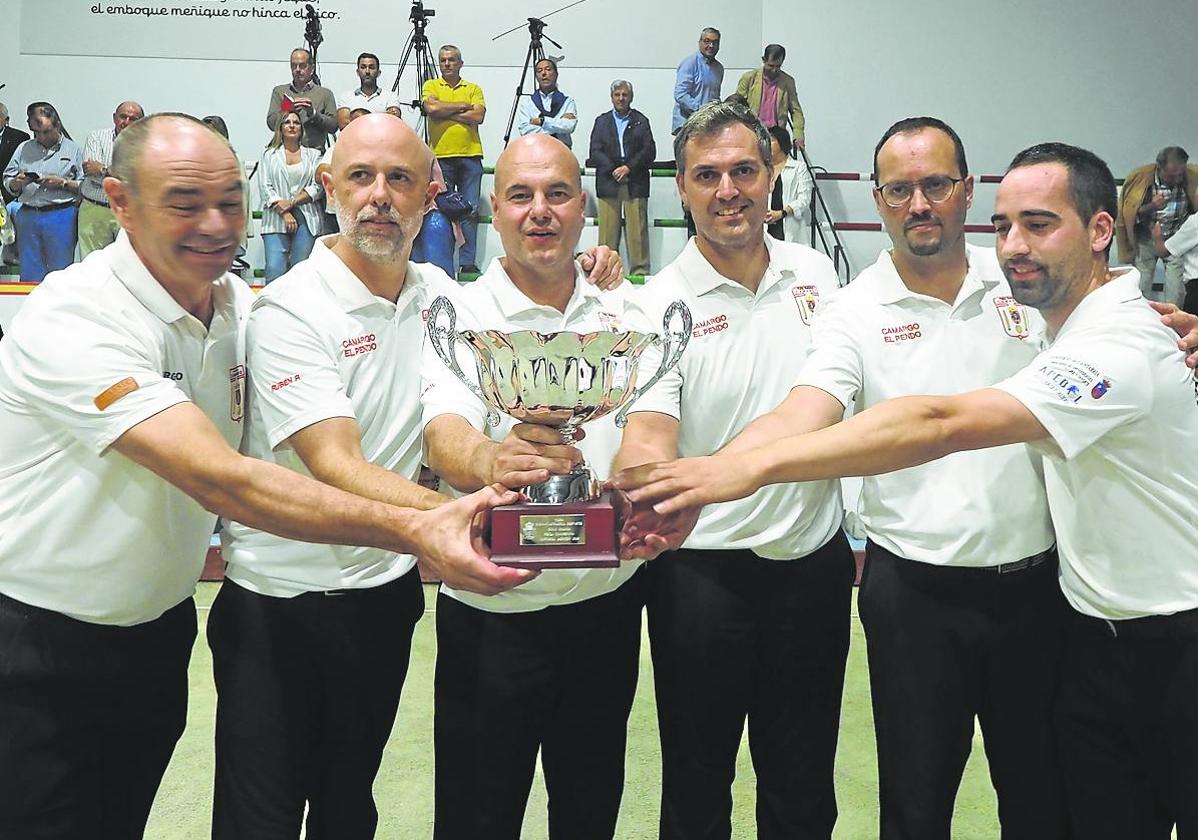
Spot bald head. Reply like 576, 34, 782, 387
109, 112, 234, 193
114, 100, 144, 134
331, 113, 431, 178
494, 134, 582, 193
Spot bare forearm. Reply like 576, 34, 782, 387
423, 99, 463, 118
611, 436, 675, 472
751, 395, 973, 487
425, 418, 496, 492
312, 459, 448, 511
204, 457, 425, 555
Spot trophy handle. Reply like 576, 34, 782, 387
426, 295, 501, 428
614, 300, 692, 428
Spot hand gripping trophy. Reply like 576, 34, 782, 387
427, 295, 691, 568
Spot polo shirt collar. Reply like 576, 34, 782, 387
308, 236, 422, 315
289, 81, 314, 94
354, 87, 380, 99
869, 244, 994, 308
675, 235, 791, 298
1054, 268, 1141, 342
479, 257, 595, 322
108, 229, 224, 328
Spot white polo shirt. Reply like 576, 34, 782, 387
796, 244, 1055, 567
222, 236, 461, 597
421, 258, 644, 613
627, 236, 843, 559
338, 87, 404, 115
1165, 212, 1198, 279
0, 231, 251, 626
995, 269, 1198, 619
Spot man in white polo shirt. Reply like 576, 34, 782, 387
208, 115, 534, 839
421, 134, 645, 840
336, 52, 403, 129
0, 113, 515, 840
617, 142, 1198, 839
611, 101, 853, 840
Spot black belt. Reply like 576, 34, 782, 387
1074, 604, 1198, 639
21, 202, 75, 213
81, 193, 110, 208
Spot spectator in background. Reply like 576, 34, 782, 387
0, 101, 30, 265
78, 100, 144, 257
267, 48, 338, 152
410, 158, 456, 277
337, 52, 403, 129
201, 115, 253, 260
737, 44, 806, 149
516, 59, 578, 148
590, 80, 655, 276
258, 111, 323, 283
1153, 212, 1198, 315
765, 125, 812, 243
1117, 146, 1198, 306
2, 104, 82, 282
422, 44, 486, 276
672, 28, 724, 135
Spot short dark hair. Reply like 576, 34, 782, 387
535, 58, 558, 72
872, 116, 968, 182
201, 115, 229, 139
763, 44, 786, 62
357, 52, 380, 67
768, 126, 793, 161
1157, 145, 1189, 169
1006, 142, 1117, 230
674, 100, 772, 174
290, 48, 312, 63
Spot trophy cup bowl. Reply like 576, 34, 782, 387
427, 296, 692, 569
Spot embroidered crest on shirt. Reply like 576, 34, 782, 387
1034, 355, 1103, 404
597, 311, 624, 332
229, 365, 246, 421
791, 285, 820, 325
1091, 378, 1111, 399
993, 296, 1030, 339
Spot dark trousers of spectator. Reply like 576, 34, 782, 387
648, 532, 855, 840
1056, 607, 1198, 840
1182, 278, 1198, 316
433, 571, 646, 840
208, 569, 423, 840
859, 542, 1070, 840
0, 593, 195, 840
436, 155, 483, 269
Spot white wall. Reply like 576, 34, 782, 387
3, 0, 1196, 277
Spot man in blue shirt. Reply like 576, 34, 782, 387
672, 28, 724, 135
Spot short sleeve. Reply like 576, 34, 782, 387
992, 333, 1151, 460
245, 303, 355, 450
1165, 213, 1198, 258
469, 84, 486, 107
793, 290, 863, 409
4, 298, 189, 455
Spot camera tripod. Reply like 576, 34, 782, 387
392, 0, 439, 141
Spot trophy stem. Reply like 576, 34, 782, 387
521, 459, 602, 505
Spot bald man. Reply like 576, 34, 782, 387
0, 113, 511, 840
208, 115, 536, 839
421, 135, 647, 840
79, 100, 144, 256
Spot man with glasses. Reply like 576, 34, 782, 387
672, 28, 724, 136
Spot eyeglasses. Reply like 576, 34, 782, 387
700, 38, 720, 45
874, 176, 963, 208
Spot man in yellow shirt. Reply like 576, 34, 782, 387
422, 44, 486, 275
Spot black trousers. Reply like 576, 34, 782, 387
859, 542, 1069, 840
0, 593, 195, 840
648, 532, 856, 840
208, 569, 424, 840
1182, 278, 1198, 316
1056, 608, 1198, 840
433, 570, 647, 840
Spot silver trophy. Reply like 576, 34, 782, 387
426, 295, 692, 507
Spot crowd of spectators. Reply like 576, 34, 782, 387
0, 27, 818, 285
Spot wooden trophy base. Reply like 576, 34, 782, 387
489, 491, 620, 569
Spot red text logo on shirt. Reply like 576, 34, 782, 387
692, 314, 729, 339
881, 323, 922, 344
342, 333, 378, 358
271, 373, 302, 391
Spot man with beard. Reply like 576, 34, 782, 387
610, 101, 853, 840
422, 134, 645, 840
208, 114, 537, 839
337, 52, 403, 129
615, 141, 1198, 840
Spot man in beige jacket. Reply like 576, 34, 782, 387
736, 44, 806, 148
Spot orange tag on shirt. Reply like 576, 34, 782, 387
94, 377, 139, 411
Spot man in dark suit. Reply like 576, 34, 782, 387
589, 80, 655, 276
1, 101, 31, 264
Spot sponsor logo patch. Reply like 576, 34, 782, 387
1034, 355, 1104, 404
229, 364, 246, 422
1091, 378, 1111, 399
94, 377, 139, 411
